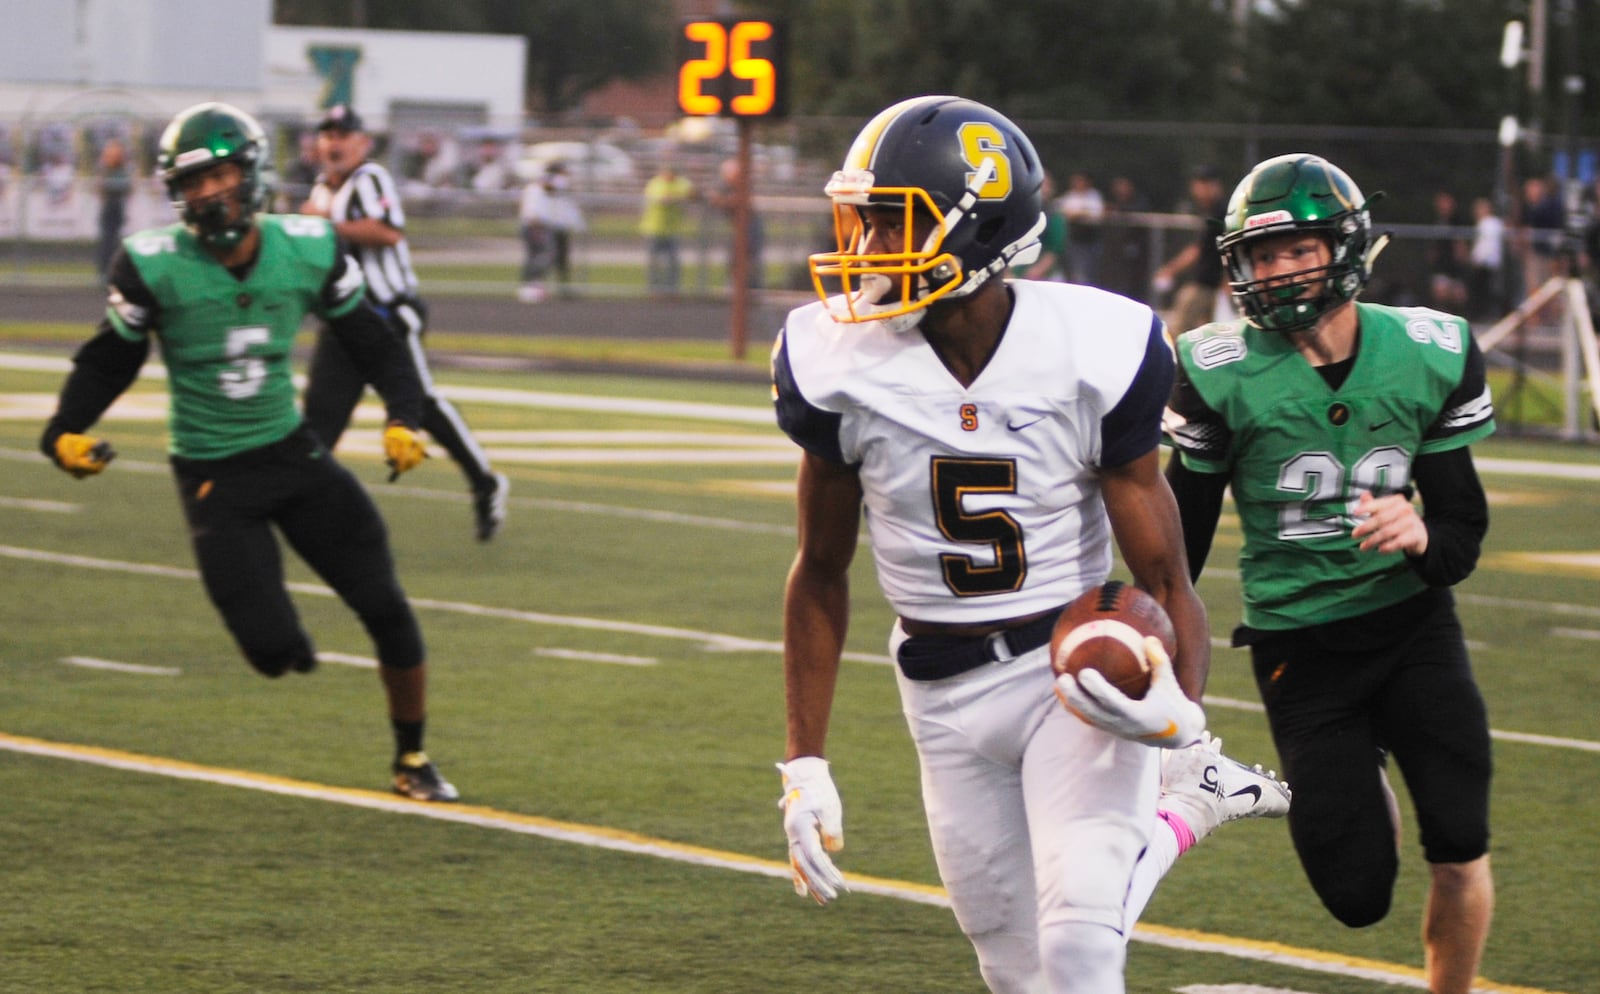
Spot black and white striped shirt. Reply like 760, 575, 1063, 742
311, 160, 420, 307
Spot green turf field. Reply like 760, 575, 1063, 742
1, 341, 1596, 994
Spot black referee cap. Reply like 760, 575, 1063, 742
316, 104, 364, 133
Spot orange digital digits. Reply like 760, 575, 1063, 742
677, 18, 787, 118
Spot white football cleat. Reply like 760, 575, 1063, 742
1159, 731, 1290, 841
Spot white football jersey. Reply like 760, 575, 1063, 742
773, 279, 1170, 624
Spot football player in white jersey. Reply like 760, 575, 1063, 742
770, 95, 1291, 994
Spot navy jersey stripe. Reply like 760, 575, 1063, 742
771, 329, 847, 465
1100, 313, 1173, 468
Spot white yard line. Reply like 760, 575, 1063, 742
59, 656, 181, 676
6, 543, 1597, 756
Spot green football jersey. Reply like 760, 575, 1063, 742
1169, 302, 1495, 629
107, 215, 365, 460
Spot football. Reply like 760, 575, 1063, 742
1049, 581, 1177, 700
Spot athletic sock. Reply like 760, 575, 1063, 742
392, 718, 425, 758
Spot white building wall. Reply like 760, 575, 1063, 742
0, 0, 269, 117
263, 26, 526, 132
0, 13, 526, 240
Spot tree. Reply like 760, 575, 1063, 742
773, 0, 1237, 122
1239, 0, 1517, 129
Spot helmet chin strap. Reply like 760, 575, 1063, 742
962, 211, 1044, 291
929, 159, 996, 296
1365, 232, 1391, 271
937, 160, 1045, 298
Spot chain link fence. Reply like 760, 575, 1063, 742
2, 112, 1590, 320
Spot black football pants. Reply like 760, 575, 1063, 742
1243, 588, 1492, 929
170, 425, 424, 677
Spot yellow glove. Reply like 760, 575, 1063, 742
382, 422, 427, 481
54, 433, 116, 478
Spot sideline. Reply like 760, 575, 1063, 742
0, 730, 1562, 994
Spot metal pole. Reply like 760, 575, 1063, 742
1561, 279, 1580, 439
1528, 0, 1547, 135
729, 119, 753, 360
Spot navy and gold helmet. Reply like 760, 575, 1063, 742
1217, 153, 1380, 333
156, 102, 272, 250
809, 95, 1045, 329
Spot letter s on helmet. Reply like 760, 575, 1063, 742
809, 95, 1045, 331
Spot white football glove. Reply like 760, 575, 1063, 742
1055, 636, 1205, 749
776, 756, 847, 905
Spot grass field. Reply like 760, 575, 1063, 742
1, 337, 1597, 994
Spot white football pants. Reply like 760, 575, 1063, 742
890, 622, 1160, 994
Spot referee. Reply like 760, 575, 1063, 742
300, 104, 509, 541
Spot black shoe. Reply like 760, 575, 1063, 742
392, 751, 460, 802
473, 473, 509, 542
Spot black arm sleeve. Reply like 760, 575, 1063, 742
1407, 445, 1489, 587
1165, 450, 1230, 582
39, 321, 149, 458
325, 297, 423, 427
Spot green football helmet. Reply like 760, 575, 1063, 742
156, 102, 272, 250
1217, 153, 1377, 332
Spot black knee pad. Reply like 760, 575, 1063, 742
245, 642, 316, 678
368, 606, 425, 671
1314, 873, 1395, 928
341, 575, 424, 670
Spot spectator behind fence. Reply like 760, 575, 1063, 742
518, 161, 585, 303
1585, 178, 1600, 294
469, 138, 513, 193
1101, 174, 1152, 303
1425, 189, 1469, 313
94, 137, 132, 280
1022, 170, 1067, 280
400, 131, 460, 196
1467, 196, 1506, 321
1058, 170, 1105, 286
640, 161, 697, 297
279, 130, 320, 208
1517, 175, 1568, 294
1153, 164, 1229, 334
707, 157, 765, 290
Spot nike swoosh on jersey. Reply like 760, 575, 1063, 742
1006, 416, 1045, 431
